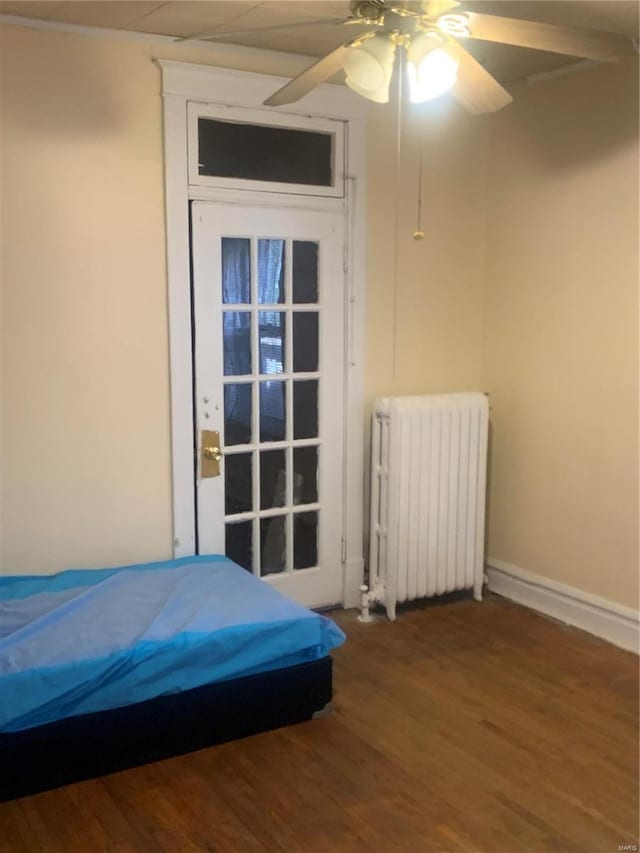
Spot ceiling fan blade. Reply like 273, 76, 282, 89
446, 41, 513, 114
453, 12, 636, 62
177, 17, 354, 44
263, 40, 361, 107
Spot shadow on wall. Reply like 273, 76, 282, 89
495, 59, 639, 169
1, 30, 134, 134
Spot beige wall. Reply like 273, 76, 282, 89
365, 96, 489, 409
0, 22, 489, 575
0, 26, 173, 573
0, 24, 311, 574
1, 23, 637, 611
483, 60, 639, 608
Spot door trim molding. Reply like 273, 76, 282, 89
157, 59, 367, 607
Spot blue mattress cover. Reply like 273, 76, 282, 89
0, 555, 345, 733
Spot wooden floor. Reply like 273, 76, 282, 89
1, 596, 638, 852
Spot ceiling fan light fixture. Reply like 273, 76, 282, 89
344, 34, 396, 103
407, 32, 459, 103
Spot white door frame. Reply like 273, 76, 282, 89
157, 59, 367, 608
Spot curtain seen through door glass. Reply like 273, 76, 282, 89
222, 238, 251, 304
223, 312, 251, 376
259, 312, 285, 375
224, 383, 252, 446
258, 239, 285, 304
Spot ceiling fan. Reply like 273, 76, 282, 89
181, 0, 636, 114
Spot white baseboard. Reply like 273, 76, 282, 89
486, 559, 639, 654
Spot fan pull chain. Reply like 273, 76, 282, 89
391, 47, 404, 381
414, 142, 424, 241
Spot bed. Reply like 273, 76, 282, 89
0, 555, 345, 801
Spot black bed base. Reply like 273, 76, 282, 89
1, 656, 332, 802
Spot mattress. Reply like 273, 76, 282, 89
0, 555, 345, 733
1, 658, 333, 801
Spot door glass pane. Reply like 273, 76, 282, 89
259, 312, 285, 374
223, 312, 251, 376
198, 118, 333, 187
221, 238, 251, 304
226, 521, 253, 572
292, 313, 318, 373
292, 241, 318, 304
294, 511, 318, 570
224, 383, 251, 446
260, 516, 286, 575
293, 446, 318, 505
258, 240, 285, 304
260, 380, 286, 442
260, 449, 286, 510
225, 452, 252, 515
293, 380, 318, 440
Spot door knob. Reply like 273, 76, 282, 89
201, 430, 222, 478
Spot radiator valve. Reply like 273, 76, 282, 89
357, 583, 386, 623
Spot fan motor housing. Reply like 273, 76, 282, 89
350, 0, 387, 21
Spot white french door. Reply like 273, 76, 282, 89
191, 201, 345, 608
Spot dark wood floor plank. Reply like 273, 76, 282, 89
0, 800, 42, 853
64, 778, 155, 852
0, 596, 637, 852
16, 786, 112, 853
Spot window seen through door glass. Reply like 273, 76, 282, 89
293, 446, 318, 505
260, 381, 286, 442
226, 521, 253, 572
259, 312, 285, 375
292, 242, 319, 304
293, 380, 318, 439
224, 383, 252, 445
223, 312, 251, 376
260, 449, 286, 510
260, 516, 286, 575
292, 313, 318, 373
225, 453, 252, 515
294, 512, 318, 570
258, 240, 285, 304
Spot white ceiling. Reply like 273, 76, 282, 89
0, 1, 637, 82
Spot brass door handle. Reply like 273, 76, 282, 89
203, 446, 223, 462
201, 430, 222, 478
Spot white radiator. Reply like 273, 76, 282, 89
365, 393, 489, 621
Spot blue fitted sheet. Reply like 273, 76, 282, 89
0, 555, 345, 733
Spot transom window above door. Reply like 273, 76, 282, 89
187, 103, 345, 198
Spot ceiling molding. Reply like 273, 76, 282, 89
0, 12, 322, 69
